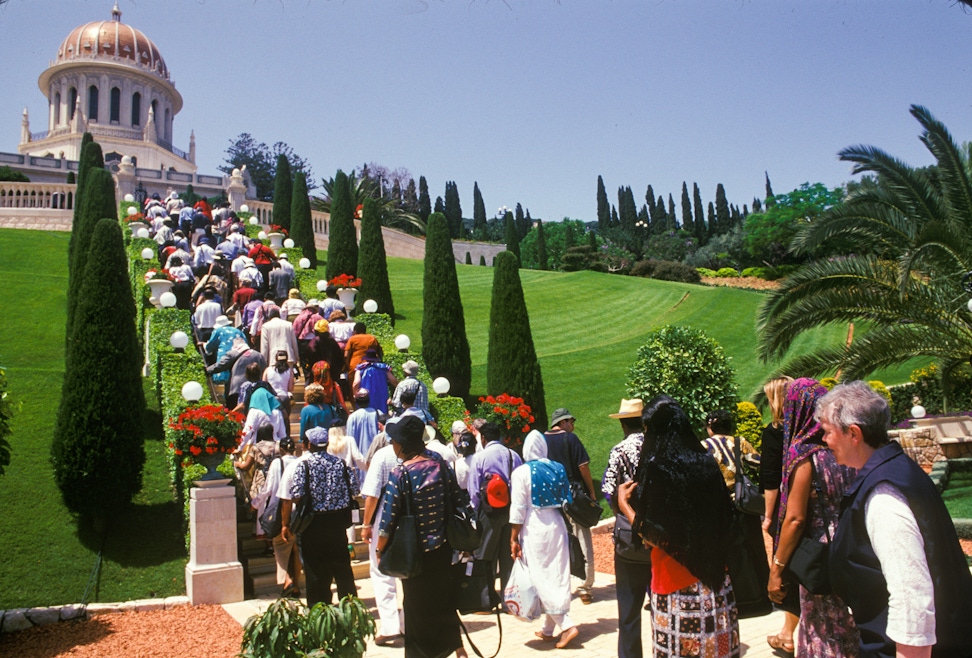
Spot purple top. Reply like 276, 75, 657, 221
467, 441, 523, 510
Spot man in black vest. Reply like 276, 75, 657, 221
817, 381, 972, 658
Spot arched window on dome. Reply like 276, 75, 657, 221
131, 92, 141, 126
87, 85, 98, 123
54, 92, 61, 126
110, 87, 120, 124
164, 108, 171, 142
68, 87, 77, 121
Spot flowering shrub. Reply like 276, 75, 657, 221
734, 401, 764, 453
269, 224, 289, 236
144, 269, 173, 282
468, 393, 535, 438
123, 211, 147, 225
168, 405, 244, 467
328, 273, 362, 289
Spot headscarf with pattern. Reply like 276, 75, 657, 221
312, 360, 338, 404
774, 377, 829, 551
522, 430, 571, 509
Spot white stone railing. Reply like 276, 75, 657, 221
0, 182, 76, 209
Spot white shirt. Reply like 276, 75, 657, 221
263, 365, 294, 398
865, 481, 936, 647
361, 445, 399, 499
193, 243, 215, 269
193, 300, 223, 329
277, 452, 314, 501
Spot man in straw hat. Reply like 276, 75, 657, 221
601, 398, 652, 658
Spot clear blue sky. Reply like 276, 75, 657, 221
2, 0, 971, 223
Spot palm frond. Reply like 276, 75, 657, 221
911, 105, 972, 230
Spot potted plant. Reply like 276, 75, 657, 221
168, 404, 244, 481
239, 596, 375, 657
145, 269, 174, 307
268, 224, 288, 251
124, 210, 150, 234
467, 393, 535, 452
328, 273, 362, 311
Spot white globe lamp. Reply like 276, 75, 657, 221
169, 331, 190, 353
159, 291, 177, 308
258, 231, 268, 240
284, 238, 295, 249
395, 334, 410, 352
363, 299, 378, 313
249, 216, 259, 225
140, 247, 155, 260
124, 193, 135, 202
240, 204, 249, 213
432, 377, 451, 396
317, 279, 328, 292
912, 404, 927, 419
181, 380, 204, 403
299, 258, 311, 269
127, 206, 137, 216
136, 228, 150, 239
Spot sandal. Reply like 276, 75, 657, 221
767, 633, 795, 654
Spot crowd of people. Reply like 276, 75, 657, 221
147, 192, 972, 658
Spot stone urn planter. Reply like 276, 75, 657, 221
267, 232, 285, 251
147, 278, 174, 307
194, 451, 229, 481
127, 221, 150, 235
337, 287, 358, 311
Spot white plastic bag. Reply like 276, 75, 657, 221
503, 558, 542, 621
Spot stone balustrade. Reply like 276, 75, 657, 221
0, 182, 75, 209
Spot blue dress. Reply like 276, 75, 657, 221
204, 325, 245, 384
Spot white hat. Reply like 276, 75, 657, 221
214, 315, 231, 328
278, 252, 288, 259
451, 420, 467, 434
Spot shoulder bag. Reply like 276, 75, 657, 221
561, 510, 587, 579
612, 451, 652, 563
563, 481, 602, 528
733, 437, 765, 516
785, 461, 832, 595
378, 464, 424, 579
442, 460, 482, 553
290, 460, 315, 535
258, 458, 284, 539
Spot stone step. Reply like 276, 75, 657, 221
239, 537, 267, 556
246, 556, 277, 576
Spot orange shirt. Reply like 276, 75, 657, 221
650, 546, 698, 594
344, 334, 381, 372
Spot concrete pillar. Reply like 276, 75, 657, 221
116, 156, 136, 200
227, 168, 246, 211
184, 481, 243, 605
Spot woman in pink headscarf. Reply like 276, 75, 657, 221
767, 378, 859, 657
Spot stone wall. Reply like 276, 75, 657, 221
891, 427, 945, 472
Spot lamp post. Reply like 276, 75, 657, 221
395, 334, 410, 352
159, 291, 177, 308
432, 377, 451, 397
362, 299, 378, 314
181, 380, 204, 404
170, 330, 189, 354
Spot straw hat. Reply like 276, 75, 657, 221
609, 398, 644, 419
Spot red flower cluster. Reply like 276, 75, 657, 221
472, 393, 535, 436
123, 211, 146, 225
269, 224, 289, 236
167, 404, 244, 467
328, 273, 362, 289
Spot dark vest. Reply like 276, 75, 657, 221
829, 442, 972, 658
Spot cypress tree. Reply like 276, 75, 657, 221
67, 167, 116, 343
515, 203, 529, 241
596, 176, 610, 233
404, 179, 419, 215
480, 254, 487, 266
536, 219, 548, 270
707, 202, 717, 240
473, 182, 487, 238
611, 206, 619, 227
715, 184, 730, 236
668, 194, 677, 230
434, 196, 444, 214
272, 154, 293, 231
418, 176, 431, 222
291, 171, 317, 270
422, 213, 471, 399
655, 196, 667, 231
52, 218, 145, 520
765, 171, 775, 202
618, 187, 637, 232
693, 183, 706, 245
444, 181, 462, 239
357, 196, 394, 322
325, 170, 357, 278
588, 228, 597, 251
487, 251, 547, 429
503, 211, 520, 262
465, 252, 472, 265
753, 197, 763, 213
680, 182, 693, 234
68, 135, 102, 270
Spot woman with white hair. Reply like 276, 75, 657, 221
509, 430, 579, 648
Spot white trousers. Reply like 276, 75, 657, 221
541, 612, 575, 635
369, 506, 403, 637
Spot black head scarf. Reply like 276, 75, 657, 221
633, 395, 733, 590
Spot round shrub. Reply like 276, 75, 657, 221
696, 267, 717, 278
734, 401, 763, 453
868, 380, 893, 407
741, 267, 768, 279
715, 267, 739, 278
626, 325, 738, 432
630, 260, 656, 278
652, 260, 701, 284
819, 377, 839, 390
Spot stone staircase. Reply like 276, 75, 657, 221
236, 378, 372, 599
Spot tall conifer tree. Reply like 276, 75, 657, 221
68, 135, 102, 270
681, 182, 693, 234
434, 196, 444, 214
67, 167, 115, 343
596, 176, 610, 233
53, 218, 145, 520
668, 194, 677, 230
473, 182, 487, 238
272, 154, 293, 231
487, 251, 547, 429
765, 171, 775, 203
707, 202, 717, 240
536, 219, 548, 270
418, 176, 431, 222
357, 196, 394, 321
503, 211, 520, 262
515, 203, 530, 241
422, 213, 471, 399
325, 170, 356, 278
444, 181, 463, 239
289, 171, 316, 269
715, 184, 730, 236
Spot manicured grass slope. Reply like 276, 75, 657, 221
0, 230, 184, 609
386, 258, 858, 478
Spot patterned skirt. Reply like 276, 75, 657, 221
650, 573, 740, 658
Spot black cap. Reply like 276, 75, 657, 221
386, 415, 426, 450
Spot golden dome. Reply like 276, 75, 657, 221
55, 4, 168, 80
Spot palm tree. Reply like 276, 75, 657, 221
313, 172, 424, 234
757, 105, 972, 383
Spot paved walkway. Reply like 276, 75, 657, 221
223, 573, 788, 657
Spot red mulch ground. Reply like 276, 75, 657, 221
700, 276, 781, 291
0, 605, 241, 658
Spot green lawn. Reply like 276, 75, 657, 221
0, 230, 185, 609
944, 470, 972, 519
